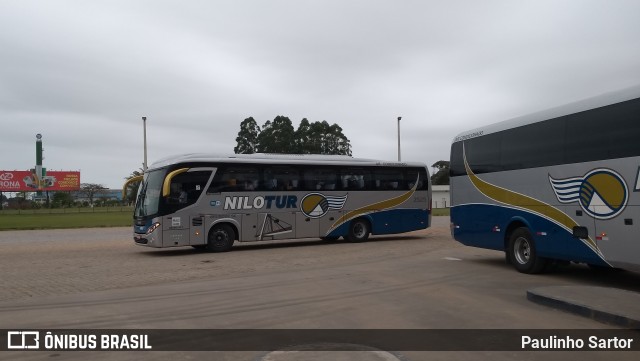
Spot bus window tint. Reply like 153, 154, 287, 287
340, 168, 371, 190
264, 166, 300, 191
406, 168, 428, 190
464, 132, 501, 174
303, 168, 338, 191
501, 119, 565, 170
373, 169, 404, 190
165, 170, 212, 211
606, 98, 640, 159
208, 166, 259, 193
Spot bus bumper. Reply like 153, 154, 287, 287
133, 221, 162, 247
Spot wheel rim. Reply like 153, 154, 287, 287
212, 230, 228, 246
514, 236, 531, 264
353, 222, 366, 238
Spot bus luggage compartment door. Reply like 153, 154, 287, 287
256, 212, 296, 240
295, 212, 320, 239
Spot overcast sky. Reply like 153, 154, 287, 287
1, 0, 640, 189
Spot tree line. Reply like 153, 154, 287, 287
234, 116, 352, 155
0, 183, 117, 210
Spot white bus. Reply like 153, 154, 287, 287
450, 85, 640, 273
125, 154, 431, 251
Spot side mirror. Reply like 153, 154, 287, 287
572, 226, 589, 239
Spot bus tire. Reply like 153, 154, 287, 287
207, 224, 235, 252
507, 227, 547, 274
347, 218, 370, 242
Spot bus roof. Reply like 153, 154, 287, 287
451, 84, 640, 143
148, 153, 427, 170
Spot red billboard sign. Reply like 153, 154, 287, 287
0, 170, 81, 192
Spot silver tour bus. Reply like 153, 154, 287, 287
125, 153, 431, 251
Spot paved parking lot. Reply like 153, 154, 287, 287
1, 217, 639, 360
0, 218, 456, 302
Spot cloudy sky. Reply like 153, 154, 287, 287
1, 0, 639, 189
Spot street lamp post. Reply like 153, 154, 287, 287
397, 116, 402, 162
142, 116, 148, 173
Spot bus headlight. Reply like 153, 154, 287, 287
147, 222, 161, 235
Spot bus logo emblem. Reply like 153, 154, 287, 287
300, 193, 348, 218
549, 168, 628, 220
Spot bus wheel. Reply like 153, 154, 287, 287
347, 218, 370, 242
507, 227, 547, 274
207, 224, 235, 252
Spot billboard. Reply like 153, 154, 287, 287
0, 170, 81, 192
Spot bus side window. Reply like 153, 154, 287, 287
263, 166, 300, 191
373, 168, 404, 190
208, 167, 259, 193
340, 169, 370, 190
302, 168, 338, 191
406, 168, 428, 190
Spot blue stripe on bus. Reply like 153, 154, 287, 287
326, 208, 430, 238
451, 204, 608, 266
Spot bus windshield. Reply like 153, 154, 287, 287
134, 169, 165, 218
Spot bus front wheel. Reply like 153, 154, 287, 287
347, 218, 370, 242
207, 224, 235, 252
507, 227, 547, 274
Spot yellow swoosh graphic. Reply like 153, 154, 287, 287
462, 146, 604, 258
328, 175, 420, 233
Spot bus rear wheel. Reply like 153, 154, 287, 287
507, 227, 547, 274
347, 218, 370, 242
207, 224, 235, 252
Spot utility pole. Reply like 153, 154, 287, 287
142, 117, 148, 173
397, 116, 402, 161
36, 133, 43, 189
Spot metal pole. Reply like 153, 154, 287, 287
142, 117, 147, 173
35, 134, 43, 189
397, 116, 402, 161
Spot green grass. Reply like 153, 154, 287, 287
0, 210, 133, 230
432, 208, 450, 217
0, 206, 448, 231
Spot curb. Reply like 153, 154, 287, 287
527, 286, 640, 329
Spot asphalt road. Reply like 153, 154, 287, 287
1, 217, 639, 360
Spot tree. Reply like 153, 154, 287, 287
236, 115, 353, 155
298, 120, 352, 155
234, 117, 261, 154
294, 118, 314, 154
431, 161, 450, 185
257, 115, 296, 153
124, 169, 143, 205
51, 192, 74, 208
322, 122, 352, 156
80, 183, 108, 206
0, 192, 6, 210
